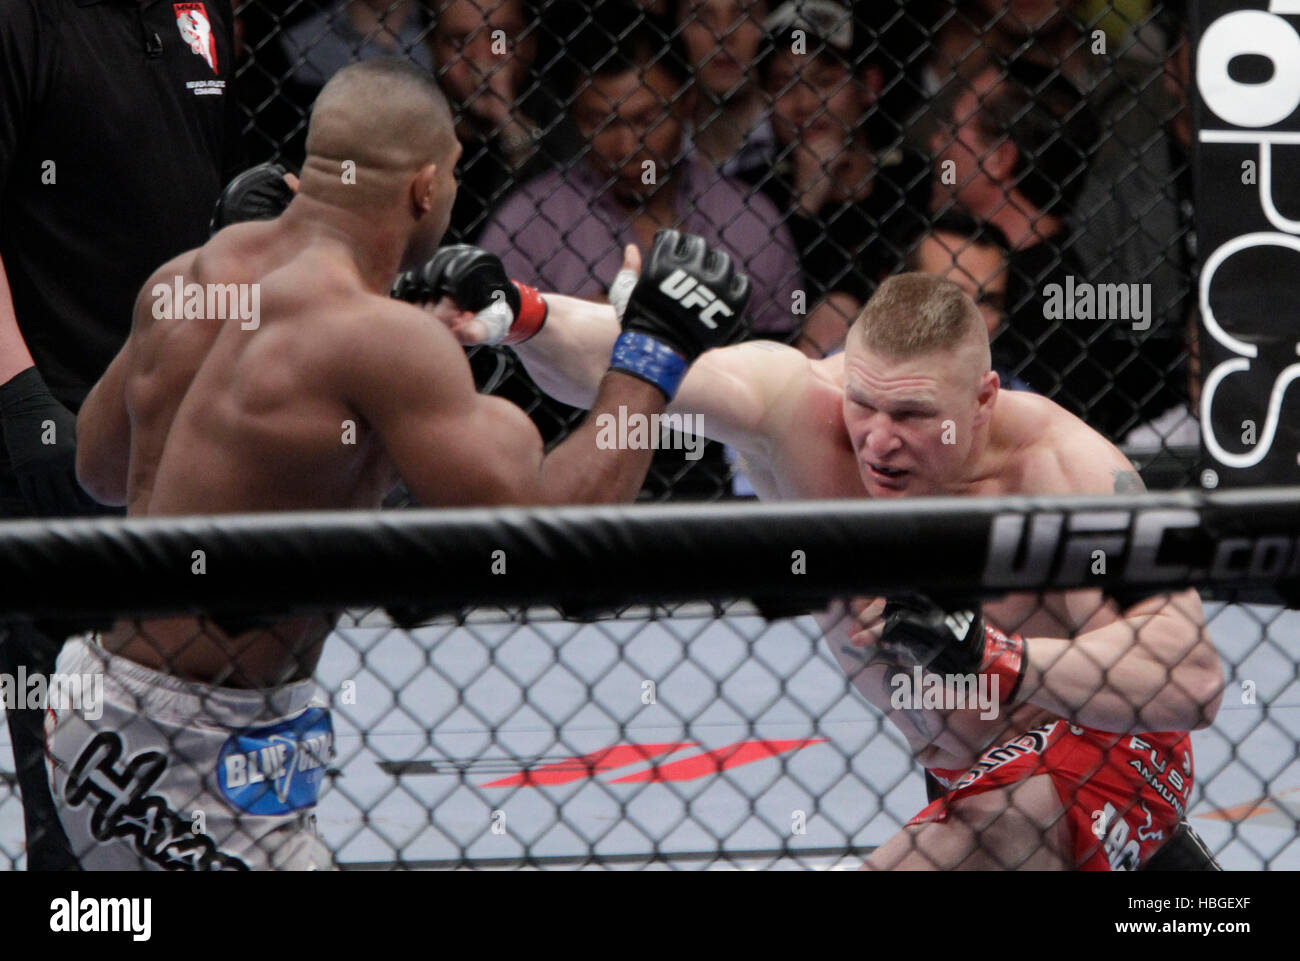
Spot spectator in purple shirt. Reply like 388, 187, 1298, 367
479, 5, 800, 337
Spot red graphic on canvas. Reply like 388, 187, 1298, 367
481, 739, 827, 787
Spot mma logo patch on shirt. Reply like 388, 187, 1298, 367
174, 3, 219, 74
217, 707, 334, 815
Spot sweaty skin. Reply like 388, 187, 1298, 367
85, 225, 398, 687
74, 212, 667, 689
452, 281, 1222, 774
682, 345, 1191, 770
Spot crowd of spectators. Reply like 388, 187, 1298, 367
67, 0, 1212, 498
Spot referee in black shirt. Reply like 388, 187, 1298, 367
0, 0, 241, 868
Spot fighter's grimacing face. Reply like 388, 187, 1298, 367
840, 341, 993, 498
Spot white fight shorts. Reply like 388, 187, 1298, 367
43, 634, 334, 870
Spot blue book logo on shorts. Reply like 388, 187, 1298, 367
217, 708, 333, 815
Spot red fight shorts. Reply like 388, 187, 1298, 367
910, 720, 1193, 870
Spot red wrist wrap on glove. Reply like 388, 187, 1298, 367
502, 280, 548, 345
981, 625, 1027, 706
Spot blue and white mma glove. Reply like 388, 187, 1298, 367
609, 230, 750, 399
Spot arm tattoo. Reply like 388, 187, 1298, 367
1113, 469, 1147, 494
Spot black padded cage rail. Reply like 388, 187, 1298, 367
1, 489, 1298, 622
2, 495, 1295, 871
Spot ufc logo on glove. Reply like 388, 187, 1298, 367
658, 270, 735, 328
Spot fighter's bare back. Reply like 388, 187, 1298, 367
91, 223, 426, 684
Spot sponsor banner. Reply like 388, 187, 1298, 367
980, 501, 1300, 597
1194, 1, 1300, 486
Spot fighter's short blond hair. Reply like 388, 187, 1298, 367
850, 272, 985, 359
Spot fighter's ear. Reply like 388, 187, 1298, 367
411, 162, 438, 217
974, 369, 999, 425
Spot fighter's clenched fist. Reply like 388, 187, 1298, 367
608, 229, 749, 400
878, 593, 1026, 707
617, 229, 751, 358
426, 230, 751, 400
209, 162, 298, 234
393, 244, 547, 346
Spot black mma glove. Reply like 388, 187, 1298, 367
210, 162, 296, 233
392, 245, 547, 345
608, 229, 751, 399
0, 367, 99, 516
880, 593, 1027, 705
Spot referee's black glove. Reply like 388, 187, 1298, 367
0, 367, 99, 516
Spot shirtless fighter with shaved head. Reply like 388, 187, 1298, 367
439, 257, 1225, 871
48, 60, 748, 870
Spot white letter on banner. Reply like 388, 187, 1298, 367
1198, 12, 1300, 128
1199, 233, 1300, 467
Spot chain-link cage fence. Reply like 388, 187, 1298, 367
1, 0, 1292, 873
230, 0, 1201, 497
1, 495, 1297, 870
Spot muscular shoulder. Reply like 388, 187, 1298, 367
334, 294, 436, 357
191, 221, 290, 283
1001, 391, 1142, 496
677, 339, 822, 454
331, 296, 468, 401
135, 227, 272, 320
752, 345, 841, 435
130, 249, 202, 333
131, 229, 281, 336
139, 249, 200, 295
696, 339, 818, 407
